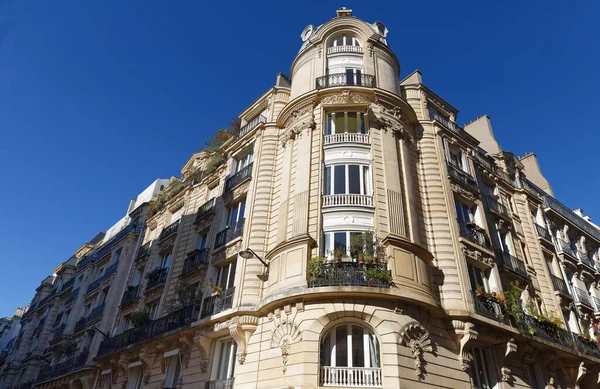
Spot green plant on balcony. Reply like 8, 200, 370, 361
149, 180, 189, 216
130, 310, 151, 328
331, 247, 346, 264
164, 281, 202, 313
307, 256, 327, 284
205, 281, 223, 297
365, 266, 392, 286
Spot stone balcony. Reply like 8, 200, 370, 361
322, 194, 373, 208
315, 73, 376, 89
321, 366, 382, 387
326, 45, 364, 55
324, 132, 370, 146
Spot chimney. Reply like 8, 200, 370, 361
336, 7, 352, 17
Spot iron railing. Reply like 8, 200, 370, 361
550, 274, 570, 297
324, 133, 370, 145
86, 261, 119, 295
146, 267, 168, 290
159, 220, 180, 241
66, 288, 79, 303
136, 241, 152, 259
322, 194, 373, 207
486, 196, 510, 218
308, 262, 391, 288
447, 163, 478, 190
472, 292, 509, 324
121, 285, 140, 305
97, 306, 199, 357
456, 219, 492, 250
495, 250, 528, 278
315, 73, 376, 89
534, 224, 552, 241
235, 115, 266, 140
543, 196, 600, 242
578, 251, 595, 269
205, 378, 235, 389
196, 198, 217, 221
214, 219, 245, 249
201, 287, 235, 319
86, 303, 104, 323
182, 248, 210, 275
224, 163, 253, 193
557, 241, 578, 259
574, 287, 593, 309
36, 350, 89, 382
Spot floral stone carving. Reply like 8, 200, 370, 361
270, 307, 302, 374
400, 321, 433, 381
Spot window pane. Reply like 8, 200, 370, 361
355, 69, 362, 86
348, 165, 360, 194
324, 232, 332, 256
359, 113, 365, 134
347, 112, 358, 133
334, 114, 345, 134
352, 325, 364, 367
327, 114, 334, 135
335, 326, 348, 367
321, 333, 331, 366
227, 260, 237, 289
346, 69, 354, 86
334, 232, 346, 255
349, 232, 362, 259
362, 166, 370, 195
238, 202, 246, 222
334, 166, 346, 194
325, 166, 332, 195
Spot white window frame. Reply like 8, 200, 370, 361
227, 201, 246, 227
217, 260, 237, 290
235, 150, 254, 173
160, 251, 172, 269
331, 35, 361, 47
324, 164, 372, 196
323, 231, 374, 259
327, 112, 367, 134
212, 339, 237, 381
444, 140, 470, 174
467, 264, 490, 293
127, 365, 144, 389
321, 324, 380, 368
164, 354, 182, 389
471, 347, 498, 389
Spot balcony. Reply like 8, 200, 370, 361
324, 132, 370, 145
52, 324, 66, 340
543, 196, 600, 242
315, 73, 376, 90
557, 241, 578, 261
327, 45, 364, 55
321, 366, 382, 387
550, 274, 570, 298
472, 291, 509, 324
146, 267, 168, 291
495, 250, 528, 279
37, 290, 57, 310
322, 194, 373, 208
86, 304, 104, 323
205, 378, 235, 389
486, 196, 510, 219
224, 163, 253, 193
201, 287, 235, 319
593, 296, 600, 312
159, 220, 180, 242
214, 219, 245, 249
73, 317, 87, 334
577, 251, 596, 271
86, 261, 119, 295
98, 306, 199, 357
308, 262, 391, 289
234, 115, 266, 140
182, 248, 209, 276
195, 198, 216, 222
136, 241, 151, 259
456, 219, 492, 251
534, 224, 552, 241
430, 111, 471, 141
36, 350, 88, 382
121, 285, 140, 306
447, 163, 478, 191
36, 317, 47, 330
59, 278, 75, 295
66, 288, 79, 303
574, 287, 593, 309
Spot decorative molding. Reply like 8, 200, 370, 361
450, 182, 477, 201
269, 306, 302, 374
193, 333, 213, 373
495, 338, 517, 383
139, 347, 159, 384
399, 321, 433, 381
460, 243, 494, 267
178, 335, 194, 368
229, 316, 259, 364
319, 90, 373, 106
452, 321, 478, 371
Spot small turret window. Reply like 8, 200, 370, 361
330, 34, 361, 47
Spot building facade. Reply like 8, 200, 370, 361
2, 7, 600, 389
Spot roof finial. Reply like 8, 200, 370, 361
336, 7, 352, 17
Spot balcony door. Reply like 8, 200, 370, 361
235, 151, 253, 173
228, 201, 245, 227
217, 260, 236, 291
345, 68, 362, 86
214, 339, 237, 381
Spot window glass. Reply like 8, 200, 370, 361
325, 166, 332, 195
216, 340, 237, 380
347, 113, 358, 133
362, 166, 371, 194
348, 165, 361, 194
335, 325, 348, 367
161, 252, 172, 269
334, 114, 345, 134
352, 325, 365, 367
334, 166, 346, 194
334, 232, 347, 255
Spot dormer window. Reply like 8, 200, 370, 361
330, 34, 360, 47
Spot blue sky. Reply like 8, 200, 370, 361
0, 0, 598, 317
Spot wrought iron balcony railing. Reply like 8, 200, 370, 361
557, 241, 578, 259
577, 251, 595, 269
195, 198, 217, 221
214, 219, 245, 249
326, 45, 364, 55
550, 274, 570, 297
97, 305, 199, 357
430, 111, 471, 141
322, 194, 373, 208
224, 163, 253, 193
456, 219, 492, 250
136, 241, 152, 259
315, 73, 376, 89
447, 163, 478, 190
182, 248, 209, 275
86, 303, 104, 323
36, 350, 89, 382
235, 115, 266, 140
146, 267, 168, 290
86, 261, 119, 295
495, 250, 528, 278
201, 287, 235, 319
205, 378, 235, 389
59, 278, 75, 294
321, 366, 382, 387
159, 220, 180, 241
66, 288, 79, 303
486, 196, 510, 218
543, 196, 600, 242
472, 292, 509, 324
121, 285, 140, 305
73, 317, 87, 334
534, 224, 552, 241
574, 287, 593, 309
308, 262, 391, 288
324, 133, 370, 145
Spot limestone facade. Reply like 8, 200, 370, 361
2, 7, 600, 389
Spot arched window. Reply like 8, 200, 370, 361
320, 324, 382, 387
330, 34, 361, 47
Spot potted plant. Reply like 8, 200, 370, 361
350, 234, 364, 263
332, 247, 345, 264
130, 310, 151, 328
475, 284, 485, 298
308, 256, 327, 284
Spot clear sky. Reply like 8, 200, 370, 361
0, 0, 598, 317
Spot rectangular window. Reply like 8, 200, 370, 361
324, 167, 332, 195
235, 151, 254, 173
334, 232, 347, 255
195, 232, 208, 250
164, 355, 182, 388
455, 201, 474, 223
127, 366, 144, 389
334, 166, 346, 194
327, 112, 367, 134
147, 303, 158, 320
228, 201, 246, 226
325, 164, 371, 196
120, 315, 131, 333
218, 260, 237, 290
133, 268, 143, 286
527, 364, 543, 389
208, 185, 219, 200
161, 252, 172, 269
113, 248, 123, 264
468, 264, 489, 292
335, 325, 348, 367
324, 231, 375, 260
348, 165, 361, 194
472, 347, 497, 389
215, 339, 237, 380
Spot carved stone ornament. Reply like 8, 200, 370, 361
450, 182, 476, 201
193, 333, 213, 373
460, 243, 494, 267
576, 361, 586, 386
452, 321, 478, 371
495, 338, 517, 383
229, 316, 259, 364
270, 306, 302, 374
178, 335, 193, 368
320, 90, 373, 106
399, 321, 433, 381
139, 347, 159, 384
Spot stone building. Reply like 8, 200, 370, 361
2, 7, 600, 389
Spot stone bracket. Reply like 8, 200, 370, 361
452, 321, 478, 371
229, 316, 259, 365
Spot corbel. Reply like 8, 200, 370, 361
452, 321, 478, 371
